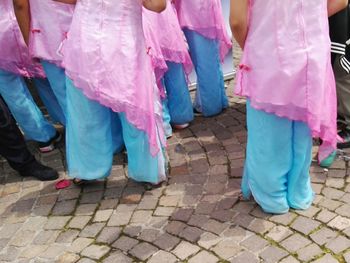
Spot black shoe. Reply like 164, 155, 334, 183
19, 161, 59, 181
38, 131, 62, 153
337, 129, 350, 149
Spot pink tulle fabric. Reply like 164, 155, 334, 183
61, 0, 164, 156
0, 0, 45, 78
235, 0, 337, 161
29, 0, 74, 67
174, 0, 232, 61
143, 0, 193, 84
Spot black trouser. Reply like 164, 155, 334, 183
0, 96, 35, 172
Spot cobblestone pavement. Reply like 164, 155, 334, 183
0, 82, 350, 263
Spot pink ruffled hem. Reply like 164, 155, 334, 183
65, 70, 165, 157
236, 92, 337, 161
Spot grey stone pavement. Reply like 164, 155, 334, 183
0, 80, 350, 263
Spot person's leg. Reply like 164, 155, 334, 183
163, 62, 194, 125
183, 29, 228, 117
66, 77, 115, 180
0, 70, 56, 142
287, 121, 314, 210
334, 55, 350, 148
243, 101, 291, 214
33, 77, 65, 125
119, 112, 166, 185
0, 96, 58, 181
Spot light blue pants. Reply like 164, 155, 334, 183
163, 62, 194, 125
66, 77, 165, 183
41, 60, 67, 125
162, 98, 173, 138
0, 69, 56, 142
183, 29, 228, 117
242, 101, 314, 214
33, 77, 65, 125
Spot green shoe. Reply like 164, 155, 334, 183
319, 151, 337, 168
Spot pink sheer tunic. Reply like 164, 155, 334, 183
0, 0, 45, 78
143, 0, 193, 83
174, 0, 232, 61
61, 0, 164, 156
29, 0, 74, 66
235, 0, 337, 160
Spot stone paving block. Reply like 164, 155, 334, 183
159, 195, 180, 207
99, 199, 118, 210
44, 216, 71, 230
241, 234, 269, 253
313, 254, 339, 263
19, 245, 48, 259
319, 198, 343, 211
148, 250, 178, 263
56, 252, 80, 263
188, 214, 210, 228
172, 241, 200, 260
310, 227, 338, 246
58, 188, 81, 201
129, 242, 158, 261
123, 225, 142, 237
326, 178, 345, 189
93, 209, 113, 222
130, 210, 153, 224
322, 187, 345, 200
79, 223, 105, 238
21, 216, 47, 231
198, 232, 221, 249
0, 246, 20, 262
281, 233, 312, 253
202, 219, 229, 236
211, 239, 243, 259
210, 209, 235, 222
112, 236, 139, 252
328, 215, 350, 230
165, 221, 187, 236
316, 209, 337, 223
325, 235, 350, 254
230, 251, 259, 263
335, 204, 350, 218
344, 251, 350, 263
75, 204, 98, 216
52, 200, 77, 216
80, 191, 103, 204
259, 246, 289, 263
81, 244, 110, 260
153, 233, 180, 251
154, 207, 175, 217
179, 226, 204, 243
137, 197, 158, 210
247, 218, 275, 234
39, 244, 66, 260
96, 226, 121, 244
9, 230, 35, 247
107, 211, 132, 226
33, 230, 60, 245
195, 202, 216, 215
56, 229, 80, 243
279, 256, 300, 263
266, 225, 293, 242
68, 216, 91, 229
76, 258, 96, 263
268, 212, 296, 225
0, 223, 22, 239
69, 237, 94, 253
171, 208, 194, 222
291, 216, 321, 235
297, 243, 323, 262
295, 205, 321, 218
188, 250, 219, 263
102, 251, 132, 263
